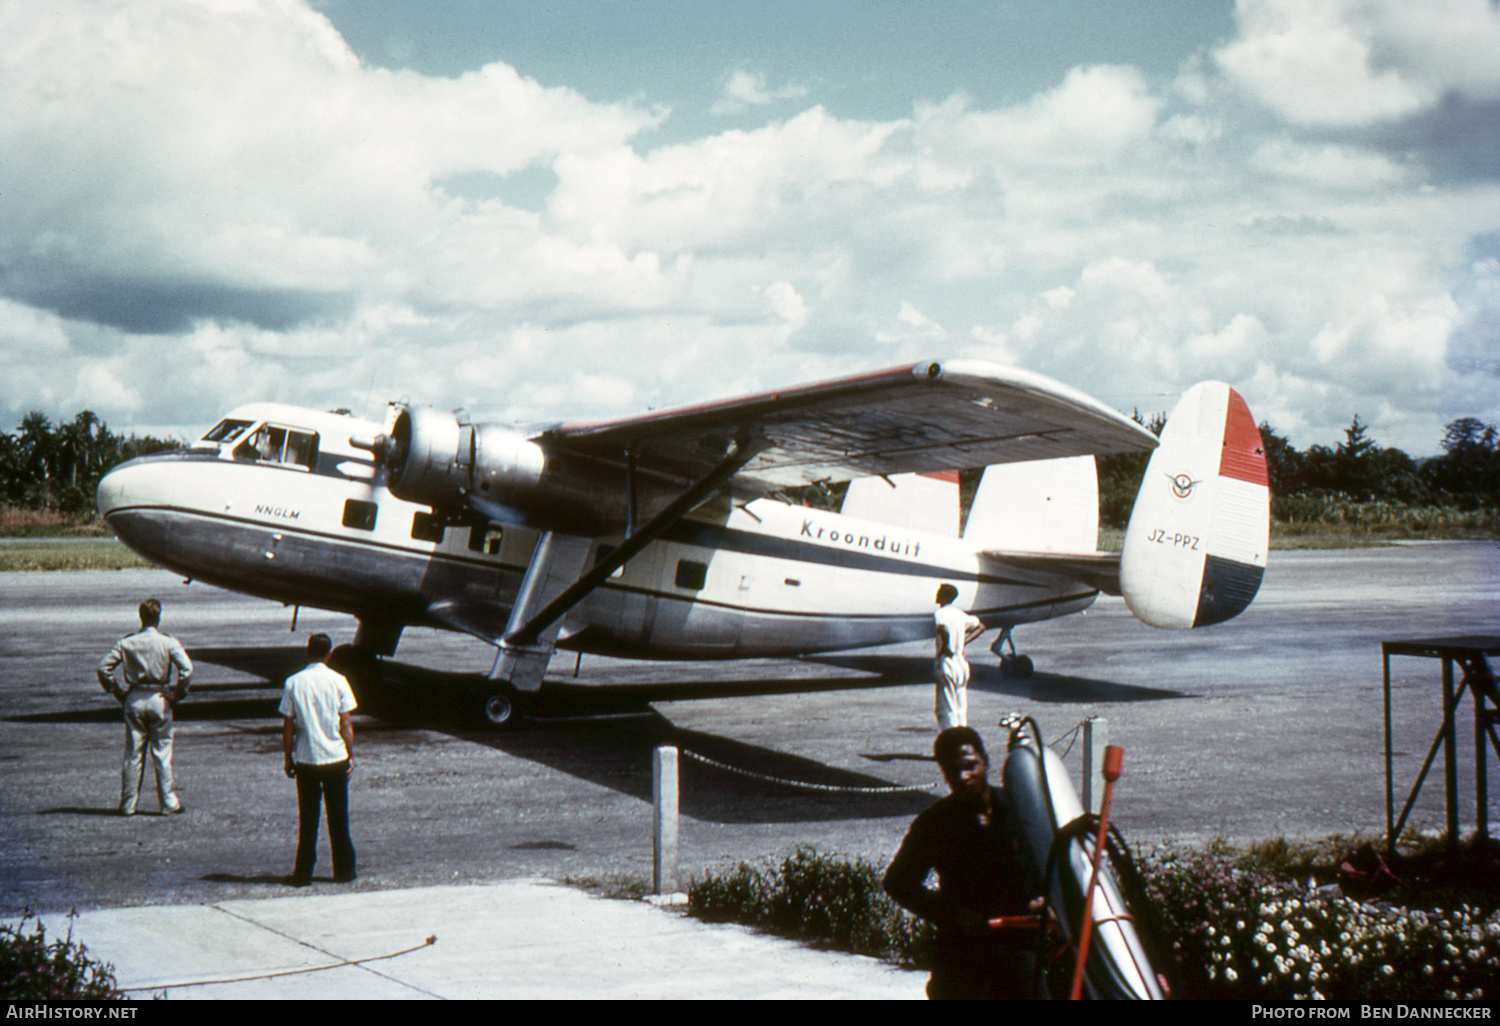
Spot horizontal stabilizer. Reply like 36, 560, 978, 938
1119, 382, 1269, 628
982, 550, 1121, 596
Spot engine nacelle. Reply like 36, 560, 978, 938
383, 406, 625, 533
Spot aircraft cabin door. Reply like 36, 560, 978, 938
604, 542, 661, 646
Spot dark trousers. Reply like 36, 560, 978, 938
293, 761, 356, 881
927, 940, 1040, 1000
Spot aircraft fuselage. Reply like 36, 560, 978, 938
97, 403, 1097, 662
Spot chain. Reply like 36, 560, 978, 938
675, 714, 1100, 797
679, 748, 937, 794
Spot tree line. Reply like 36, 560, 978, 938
1099, 414, 1500, 528
2, 407, 1498, 527
0, 411, 179, 516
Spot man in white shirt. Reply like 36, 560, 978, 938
279, 633, 357, 886
933, 584, 984, 730
98, 598, 192, 816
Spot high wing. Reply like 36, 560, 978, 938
981, 551, 1123, 596
540, 359, 1158, 490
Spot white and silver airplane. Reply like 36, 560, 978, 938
94, 359, 1269, 726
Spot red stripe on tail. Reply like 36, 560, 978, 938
1219, 390, 1268, 486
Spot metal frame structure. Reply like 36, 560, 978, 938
1382, 636, 1500, 851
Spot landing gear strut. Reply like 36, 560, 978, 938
329, 644, 380, 698
991, 627, 1034, 679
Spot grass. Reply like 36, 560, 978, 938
0, 507, 111, 538
0, 507, 148, 571
0, 539, 153, 572
562, 873, 654, 902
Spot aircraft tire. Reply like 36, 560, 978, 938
477, 686, 524, 730
1001, 654, 1034, 679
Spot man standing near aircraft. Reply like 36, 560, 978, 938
933, 584, 984, 729
279, 633, 357, 886
98, 598, 192, 816
884, 727, 1044, 999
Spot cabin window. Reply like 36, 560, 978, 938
233, 425, 319, 469
468, 524, 503, 555
342, 499, 378, 531
674, 560, 707, 590
411, 512, 445, 543
201, 419, 252, 444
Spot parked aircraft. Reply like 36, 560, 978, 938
95, 359, 1269, 726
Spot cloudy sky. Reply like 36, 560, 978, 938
3, 0, 1498, 455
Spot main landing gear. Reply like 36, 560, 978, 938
991, 627, 1034, 679
329, 644, 380, 697
474, 683, 524, 730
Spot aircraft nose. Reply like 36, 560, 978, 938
96, 456, 166, 520
95, 463, 133, 518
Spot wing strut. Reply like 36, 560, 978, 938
491, 432, 767, 689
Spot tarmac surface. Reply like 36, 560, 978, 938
2, 541, 1498, 998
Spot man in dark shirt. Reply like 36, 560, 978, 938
884, 726, 1044, 999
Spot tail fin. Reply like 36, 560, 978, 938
1120, 382, 1269, 628
840, 471, 960, 536
962, 456, 1099, 552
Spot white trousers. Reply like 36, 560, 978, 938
934, 656, 970, 729
121, 690, 179, 813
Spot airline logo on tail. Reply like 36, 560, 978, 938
1120, 382, 1270, 630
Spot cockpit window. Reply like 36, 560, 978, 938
233, 425, 319, 469
200, 419, 252, 444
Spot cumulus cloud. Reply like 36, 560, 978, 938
1216, 0, 1500, 128
711, 68, 812, 115
1, 0, 1498, 457
0, 0, 656, 333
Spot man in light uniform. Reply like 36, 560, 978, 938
279, 633, 357, 886
98, 598, 193, 816
933, 583, 984, 729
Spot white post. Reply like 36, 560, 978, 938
1082, 717, 1108, 814
653, 745, 679, 895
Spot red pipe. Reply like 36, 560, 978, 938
1070, 744, 1124, 1000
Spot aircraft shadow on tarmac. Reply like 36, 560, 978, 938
5, 648, 964, 824
3, 646, 299, 726
188, 645, 308, 683
461, 714, 936, 824
356, 660, 937, 823
6, 692, 283, 725
803, 653, 1192, 703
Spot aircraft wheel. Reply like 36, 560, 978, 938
478, 687, 524, 730
1001, 654, 1034, 679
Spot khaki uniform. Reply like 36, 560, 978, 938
98, 626, 193, 814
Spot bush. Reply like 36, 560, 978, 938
689, 846, 934, 968
1141, 846, 1500, 1000
688, 839, 1500, 1000
0, 913, 121, 999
